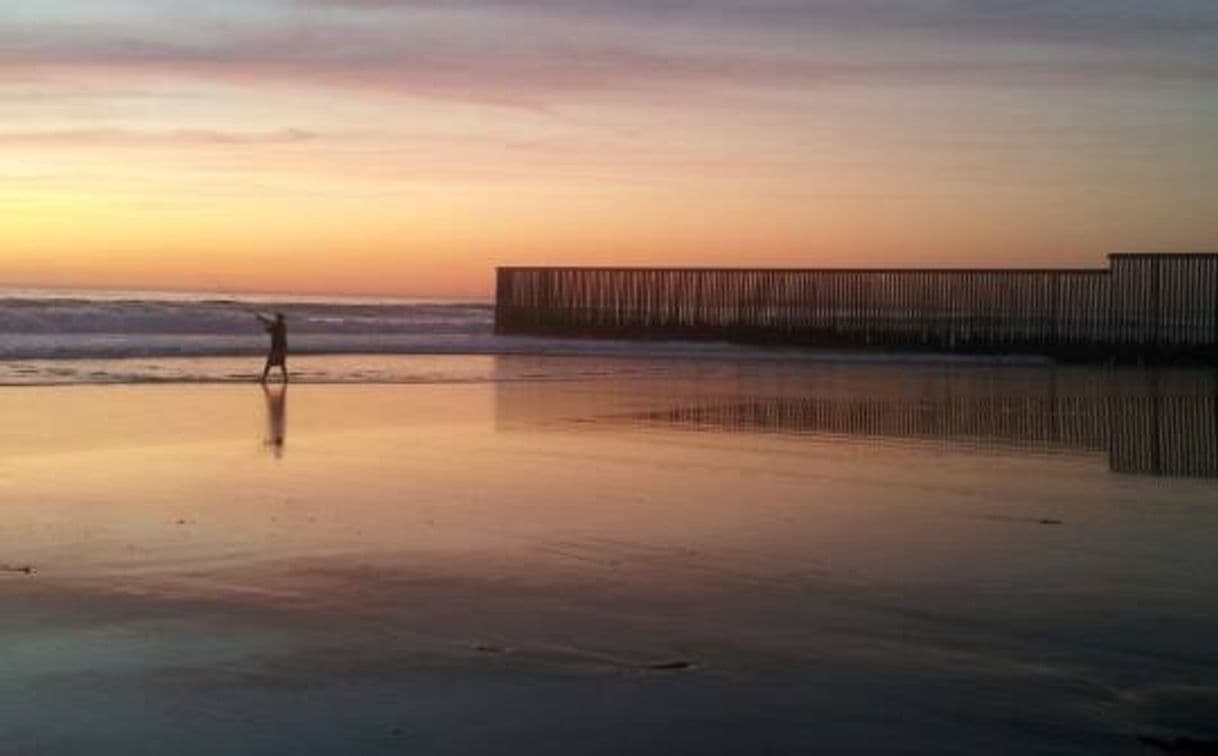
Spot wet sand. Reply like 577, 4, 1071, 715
1, 358, 1216, 754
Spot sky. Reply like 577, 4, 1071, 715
2, 1, 1217, 297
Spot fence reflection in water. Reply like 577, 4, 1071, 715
494, 361, 1218, 478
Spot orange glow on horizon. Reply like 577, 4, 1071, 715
3, 3, 1215, 297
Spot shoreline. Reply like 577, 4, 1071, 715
0, 349, 1074, 389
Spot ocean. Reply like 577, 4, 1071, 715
0, 289, 495, 361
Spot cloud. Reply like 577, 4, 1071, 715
299, 0, 1218, 47
1, 0, 1215, 111
0, 127, 319, 147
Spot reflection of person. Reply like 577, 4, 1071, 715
263, 383, 287, 457
257, 312, 288, 384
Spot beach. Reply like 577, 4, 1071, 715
11, 0, 1218, 749
1, 355, 1216, 754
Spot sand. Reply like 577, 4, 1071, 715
1, 357, 1216, 754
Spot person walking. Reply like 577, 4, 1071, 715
257, 312, 289, 383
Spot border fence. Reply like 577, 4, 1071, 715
495, 253, 1218, 363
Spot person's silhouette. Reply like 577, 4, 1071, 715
257, 312, 289, 383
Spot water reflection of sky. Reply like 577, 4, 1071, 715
2, 359, 1216, 753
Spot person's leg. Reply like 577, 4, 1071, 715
280, 363, 289, 383
260, 358, 271, 383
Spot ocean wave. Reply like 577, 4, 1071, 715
0, 294, 499, 360
0, 297, 491, 337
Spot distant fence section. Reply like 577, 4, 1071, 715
495, 254, 1218, 362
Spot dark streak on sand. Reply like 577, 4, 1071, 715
1139, 736, 1218, 754
1, 564, 36, 575
642, 660, 694, 671
979, 514, 1065, 526
472, 642, 695, 672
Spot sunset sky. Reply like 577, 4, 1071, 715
3, 1, 1216, 297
